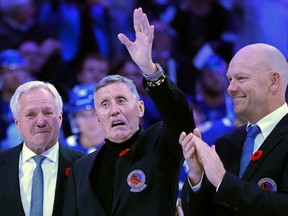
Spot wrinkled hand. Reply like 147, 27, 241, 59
118, 7, 155, 74
179, 129, 203, 185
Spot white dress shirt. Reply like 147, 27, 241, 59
19, 143, 59, 216
251, 103, 288, 152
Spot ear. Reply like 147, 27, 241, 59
95, 112, 101, 125
15, 118, 19, 128
270, 72, 280, 92
138, 100, 145, 118
59, 112, 63, 123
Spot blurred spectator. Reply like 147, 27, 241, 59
151, 20, 177, 82
151, 19, 196, 96
61, 52, 109, 137
18, 40, 45, 75
136, 0, 177, 24
232, 0, 288, 59
63, 83, 105, 153
37, 0, 81, 63
74, 52, 109, 86
17, 38, 63, 84
0, 49, 33, 145
192, 54, 235, 123
0, 122, 23, 150
38, 0, 111, 72
107, 0, 135, 59
198, 115, 246, 146
170, 0, 236, 63
79, 0, 111, 58
0, 0, 52, 51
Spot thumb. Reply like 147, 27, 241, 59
193, 128, 202, 139
118, 33, 132, 47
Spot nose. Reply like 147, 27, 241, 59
110, 102, 120, 116
37, 114, 46, 126
227, 80, 237, 95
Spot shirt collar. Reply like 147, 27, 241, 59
21, 142, 59, 164
247, 103, 288, 139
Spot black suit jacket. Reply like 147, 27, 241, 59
0, 143, 85, 216
181, 114, 288, 216
63, 78, 195, 216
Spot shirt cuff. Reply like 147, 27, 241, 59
188, 172, 204, 192
216, 178, 223, 192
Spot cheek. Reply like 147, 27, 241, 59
97, 115, 107, 128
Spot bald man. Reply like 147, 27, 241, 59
179, 43, 288, 215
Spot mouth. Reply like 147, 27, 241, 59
34, 131, 50, 135
111, 120, 125, 128
233, 95, 245, 101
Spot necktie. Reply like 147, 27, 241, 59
239, 125, 261, 178
30, 155, 46, 216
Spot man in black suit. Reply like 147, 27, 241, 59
0, 81, 84, 216
179, 43, 288, 215
63, 7, 195, 216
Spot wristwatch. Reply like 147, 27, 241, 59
145, 63, 167, 88
144, 63, 165, 81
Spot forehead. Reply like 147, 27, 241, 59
95, 82, 134, 100
19, 88, 56, 109
227, 57, 262, 78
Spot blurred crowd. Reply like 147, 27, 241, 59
0, 0, 287, 157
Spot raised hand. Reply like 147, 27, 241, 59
118, 8, 156, 75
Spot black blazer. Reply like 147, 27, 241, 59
0, 143, 85, 216
181, 114, 288, 216
63, 78, 195, 216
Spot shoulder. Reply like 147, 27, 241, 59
0, 144, 23, 164
69, 151, 97, 174
59, 144, 86, 160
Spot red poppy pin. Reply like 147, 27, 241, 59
251, 150, 263, 161
119, 148, 130, 157
65, 167, 71, 177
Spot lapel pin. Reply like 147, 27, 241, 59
127, 169, 147, 193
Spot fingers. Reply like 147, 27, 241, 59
179, 132, 193, 151
134, 7, 150, 33
211, 145, 216, 152
179, 131, 187, 143
179, 132, 197, 161
193, 128, 202, 139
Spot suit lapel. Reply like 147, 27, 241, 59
53, 146, 72, 215
0, 144, 25, 215
243, 114, 288, 179
83, 151, 108, 215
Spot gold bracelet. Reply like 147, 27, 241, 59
147, 74, 167, 88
